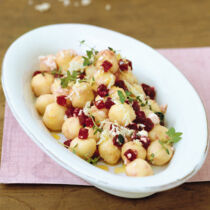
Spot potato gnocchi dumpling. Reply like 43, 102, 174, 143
69, 137, 96, 159
147, 140, 174, 166
43, 102, 66, 131
31, 45, 182, 178
62, 117, 82, 140
125, 158, 153, 177
31, 73, 54, 96
35, 94, 55, 115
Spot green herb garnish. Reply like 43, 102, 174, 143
72, 143, 78, 154
125, 90, 134, 102
80, 40, 85, 45
166, 127, 183, 144
87, 156, 100, 165
150, 153, 155, 162
60, 71, 79, 88
155, 112, 164, 125
51, 68, 62, 77
108, 47, 116, 53
90, 115, 103, 135
159, 140, 170, 155
118, 90, 126, 104
136, 96, 148, 107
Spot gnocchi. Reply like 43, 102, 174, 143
31, 45, 182, 177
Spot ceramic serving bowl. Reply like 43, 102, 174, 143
1, 24, 208, 198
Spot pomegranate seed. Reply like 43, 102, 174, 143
144, 118, 154, 132
65, 106, 74, 118
142, 83, 156, 100
79, 128, 89, 139
97, 84, 109, 97
132, 100, 140, 113
134, 111, 146, 124
126, 123, 138, 130
105, 97, 115, 109
85, 117, 94, 128
113, 134, 125, 147
101, 60, 113, 72
124, 149, 138, 161
64, 139, 72, 148
56, 95, 67, 106
139, 136, 151, 149
115, 80, 128, 91
33, 71, 42, 77
118, 59, 132, 71
95, 100, 105, 109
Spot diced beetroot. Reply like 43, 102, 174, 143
64, 139, 72, 148
85, 117, 94, 128
105, 97, 115, 109
79, 72, 85, 79
144, 118, 154, 132
124, 149, 138, 161
32, 71, 42, 77
92, 146, 100, 158
78, 128, 89, 139
56, 95, 67, 106
114, 80, 128, 91
101, 60, 113, 72
73, 108, 82, 116
126, 123, 138, 130
97, 84, 109, 97
132, 100, 140, 113
142, 83, 156, 100
65, 106, 74, 118
95, 100, 105, 109
113, 134, 125, 147
118, 59, 132, 71
139, 136, 151, 149
134, 111, 146, 124
78, 112, 87, 126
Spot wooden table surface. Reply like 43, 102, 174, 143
0, 0, 210, 209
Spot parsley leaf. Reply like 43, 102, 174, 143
51, 68, 63, 77
108, 47, 116, 53
60, 71, 79, 88
125, 90, 134, 102
90, 115, 103, 134
118, 90, 126, 104
150, 153, 155, 162
159, 140, 170, 154
136, 96, 148, 107
80, 40, 85, 45
166, 127, 183, 144
87, 156, 100, 165
155, 112, 164, 124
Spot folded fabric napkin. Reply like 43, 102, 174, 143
0, 47, 209, 185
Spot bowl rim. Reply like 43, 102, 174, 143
1, 23, 209, 193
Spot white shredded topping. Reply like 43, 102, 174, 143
148, 113, 160, 125
83, 101, 91, 116
137, 130, 148, 137
35, 3, 51, 12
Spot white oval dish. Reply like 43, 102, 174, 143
2, 24, 208, 198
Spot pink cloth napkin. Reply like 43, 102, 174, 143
0, 47, 210, 185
